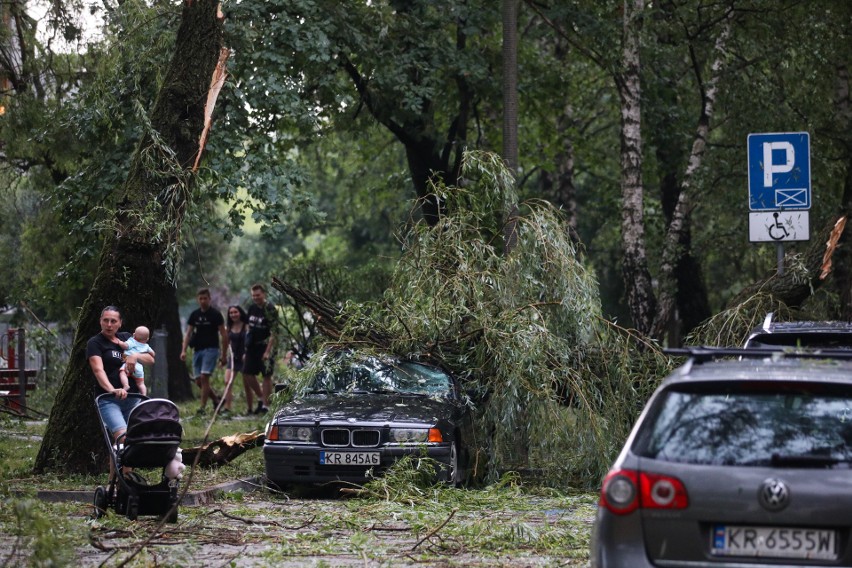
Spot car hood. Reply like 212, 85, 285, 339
273, 394, 456, 426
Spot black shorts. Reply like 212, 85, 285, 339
244, 343, 275, 377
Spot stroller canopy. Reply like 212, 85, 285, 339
124, 398, 182, 445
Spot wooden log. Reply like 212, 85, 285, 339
182, 431, 265, 468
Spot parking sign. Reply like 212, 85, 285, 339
747, 132, 810, 211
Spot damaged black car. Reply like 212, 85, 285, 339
263, 352, 474, 488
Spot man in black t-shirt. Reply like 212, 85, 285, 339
180, 288, 228, 414
243, 283, 279, 414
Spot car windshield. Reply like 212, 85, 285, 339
309, 359, 454, 397
635, 382, 852, 467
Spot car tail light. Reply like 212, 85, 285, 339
640, 471, 688, 509
601, 469, 639, 514
600, 469, 688, 515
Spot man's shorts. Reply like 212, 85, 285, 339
192, 347, 220, 377
98, 395, 141, 436
244, 343, 275, 377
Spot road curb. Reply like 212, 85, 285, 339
16, 477, 263, 506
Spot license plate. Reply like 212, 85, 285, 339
712, 525, 836, 560
319, 451, 380, 466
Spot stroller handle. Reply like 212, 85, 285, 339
95, 392, 149, 403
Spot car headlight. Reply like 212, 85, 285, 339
272, 425, 313, 442
390, 428, 430, 443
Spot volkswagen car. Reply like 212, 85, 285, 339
263, 352, 474, 488
590, 348, 852, 567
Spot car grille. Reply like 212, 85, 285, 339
320, 428, 381, 447
352, 430, 380, 447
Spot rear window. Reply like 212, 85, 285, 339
634, 382, 852, 467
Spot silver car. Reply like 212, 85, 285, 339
590, 349, 852, 567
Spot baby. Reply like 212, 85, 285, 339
119, 326, 155, 396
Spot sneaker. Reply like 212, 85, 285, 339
259, 405, 269, 414
254, 402, 264, 414
219, 409, 232, 420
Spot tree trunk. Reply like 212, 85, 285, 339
157, 285, 194, 401
727, 216, 848, 309
651, 17, 730, 340
618, 0, 655, 334
832, 64, 852, 320
34, 0, 224, 474
502, 0, 520, 255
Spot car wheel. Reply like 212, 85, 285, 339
92, 486, 107, 519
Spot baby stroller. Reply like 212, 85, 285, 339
93, 393, 183, 522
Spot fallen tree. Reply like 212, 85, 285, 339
273, 151, 670, 487
183, 431, 265, 468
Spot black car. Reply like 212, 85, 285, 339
263, 353, 474, 488
744, 312, 852, 351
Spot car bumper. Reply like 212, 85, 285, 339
264, 443, 452, 485
590, 507, 655, 568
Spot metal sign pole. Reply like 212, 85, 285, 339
776, 243, 785, 276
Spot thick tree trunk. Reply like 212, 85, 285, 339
34, 0, 224, 474
618, 0, 655, 334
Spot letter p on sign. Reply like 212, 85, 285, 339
763, 142, 794, 187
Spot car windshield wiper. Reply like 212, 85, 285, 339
770, 453, 848, 468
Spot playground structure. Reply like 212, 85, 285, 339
0, 328, 38, 415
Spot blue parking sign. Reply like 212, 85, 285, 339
747, 132, 810, 211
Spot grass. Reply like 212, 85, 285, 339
0, 392, 598, 566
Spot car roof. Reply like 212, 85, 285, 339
663, 348, 852, 386
744, 313, 852, 346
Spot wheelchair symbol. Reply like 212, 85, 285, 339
768, 212, 789, 241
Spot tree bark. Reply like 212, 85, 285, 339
502, 0, 520, 256
651, 17, 731, 340
832, 64, 852, 320
157, 285, 194, 401
618, 0, 655, 334
34, 0, 224, 474
727, 216, 848, 309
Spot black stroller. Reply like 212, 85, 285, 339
93, 393, 183, 522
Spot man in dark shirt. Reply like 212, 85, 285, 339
243, 283, 279, 414
181, 288, 228, 414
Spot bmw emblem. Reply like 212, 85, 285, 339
758, 478, 790, 512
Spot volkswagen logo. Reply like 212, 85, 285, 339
758, 478, 790, 512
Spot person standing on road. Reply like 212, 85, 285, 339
243, 283, 279, 414
223, 304, 263, 416
181, 288, 229, 414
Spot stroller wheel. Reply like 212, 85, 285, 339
164, 506, 178, 524
92, 486, 108, 519
127, 497, 139, 521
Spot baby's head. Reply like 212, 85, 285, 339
134, 326, 150, 343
